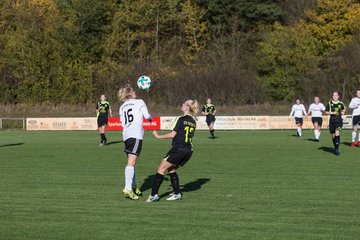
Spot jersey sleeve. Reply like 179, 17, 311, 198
139, 100, 152, 121
341, 102, 346, 111
308, 104, 313, 113
321, 103, 325, 111
302, 105, 306, 115
171, 117, 182, 132
349, 99, 357, 109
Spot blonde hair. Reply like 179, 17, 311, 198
117, 84, 133, 102
185, 99, 199, 116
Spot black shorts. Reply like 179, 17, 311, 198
353, 115, 360, 126
164, 148, 192, 167
97, 117, 108, 127
294, 117, 303, 125
124, 138, 143, 156
206, 115, 216, 126
329, 117, 343, 134
311, 117, 323, 127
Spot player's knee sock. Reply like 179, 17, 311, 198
151, 173, 164, 196
318, 131, 321, 139
124, 166, 134, 191
332, 137, 336, 148
314, 129, 318, 139
132, 170, 137, 188
210, 130, 214, 136
335, 136, 340, 150
297, 127, 302, 136
352, 131, 357, 142
169, 172, 180, 195
100, 133, 105, 140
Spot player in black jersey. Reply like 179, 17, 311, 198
96, 95, 112, 146
325, 91, 346, 155
202, 98, 216, 138
146, 100, 198, 202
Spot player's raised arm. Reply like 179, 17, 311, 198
139, 100, 152, 122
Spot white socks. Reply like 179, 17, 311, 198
314, 129, 321, 139
297, 127, 302, 137
352, 131, 359, 142
125, 166, 135, 191
132, 171, 137, 188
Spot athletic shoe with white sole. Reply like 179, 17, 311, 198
166, 193, 182, 201
122, 189, 139, 200
146, 194, 160, 202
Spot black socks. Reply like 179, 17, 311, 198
169, 172, 180, 195
100, 133, 105, 140
332, 136, 340, 149
210, 130, 214, 136
151, 173, 164, 196
335, 136, 340, 150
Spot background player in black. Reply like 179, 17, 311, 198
146, 99, 198, 202
96, 94, 112, 146
202, 98, 216, 138
325, 91, 346, 155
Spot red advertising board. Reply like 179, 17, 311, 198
106, 117, 160, 131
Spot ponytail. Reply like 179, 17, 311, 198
185, 99, 199, 116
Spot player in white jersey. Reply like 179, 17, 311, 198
118, 84, 152, 200
307, 96, 325, 141
348, 90, 360, 148
289, 98, 307, 137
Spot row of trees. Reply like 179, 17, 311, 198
0, 0, 359, 107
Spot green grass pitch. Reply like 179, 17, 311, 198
1, 130, 360, 240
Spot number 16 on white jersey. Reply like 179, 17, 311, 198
119, 99, 152, 141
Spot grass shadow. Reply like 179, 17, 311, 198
159, 178, 211, 198
342, 142, 352, 147
307, 138, 319, 142
0, 142, 24, 148
318, 146, 334, 154
139, 174, 169, 193
106, 140, 122, 145
208, 136, 219, 139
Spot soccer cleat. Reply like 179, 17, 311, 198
351, 142, 355, 148
99, 140, 104, 147
334, 149, 340, 156
146, 194, 159, 202
122, 189, 139, 200
166, 193, 182, 201
132, 186, 142, 196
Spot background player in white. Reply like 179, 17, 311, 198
348, 90, 360, 148
118, 84, 152, 200
289, 98, 307, 137
308, 96, 325, 141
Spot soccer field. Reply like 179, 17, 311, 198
1, 130, 360, 240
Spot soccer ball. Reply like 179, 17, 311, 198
137, 75, 152, 90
